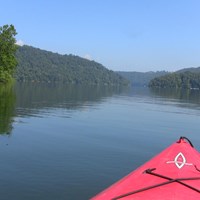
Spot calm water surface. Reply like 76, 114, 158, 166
0, 83, 200, 200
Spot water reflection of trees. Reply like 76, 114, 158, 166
150, 88, 200, 108
15, 83, 127, 117
0, 82, 128, 134
0, 83, 16, 135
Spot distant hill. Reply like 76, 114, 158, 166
176, 67, 200, 73
149, 67, 200, 89
117, 71, 169, 86
15, 45, 128, 85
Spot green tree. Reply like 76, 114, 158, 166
0, 24, 17, 83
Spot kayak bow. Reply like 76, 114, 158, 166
91, 137, 200, 199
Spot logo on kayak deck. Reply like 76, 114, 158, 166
166, 152, 193, 169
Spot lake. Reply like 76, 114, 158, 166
0, 83, 200, 200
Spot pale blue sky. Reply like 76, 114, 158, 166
1, 0, 200, 72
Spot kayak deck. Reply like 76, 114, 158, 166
91, 137, 200, 199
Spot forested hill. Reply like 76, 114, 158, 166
149, 69, 200, 89
117, 71, 168, 86
15, 45, 128, 85
176, 67, 200, 73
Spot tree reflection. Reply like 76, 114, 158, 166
150, 88, 200, 107
15, 83, 128, 117
0, 83, 16, 135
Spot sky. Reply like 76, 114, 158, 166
1, 0, 200, 72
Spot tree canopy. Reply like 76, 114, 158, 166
15, 45, 128, 85
0, 24, 18, 83
149, 71, 200, 89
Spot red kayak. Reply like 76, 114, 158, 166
91, 137, 200, 199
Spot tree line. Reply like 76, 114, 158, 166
15, 45, 128, 85
149, 71, 200, 89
